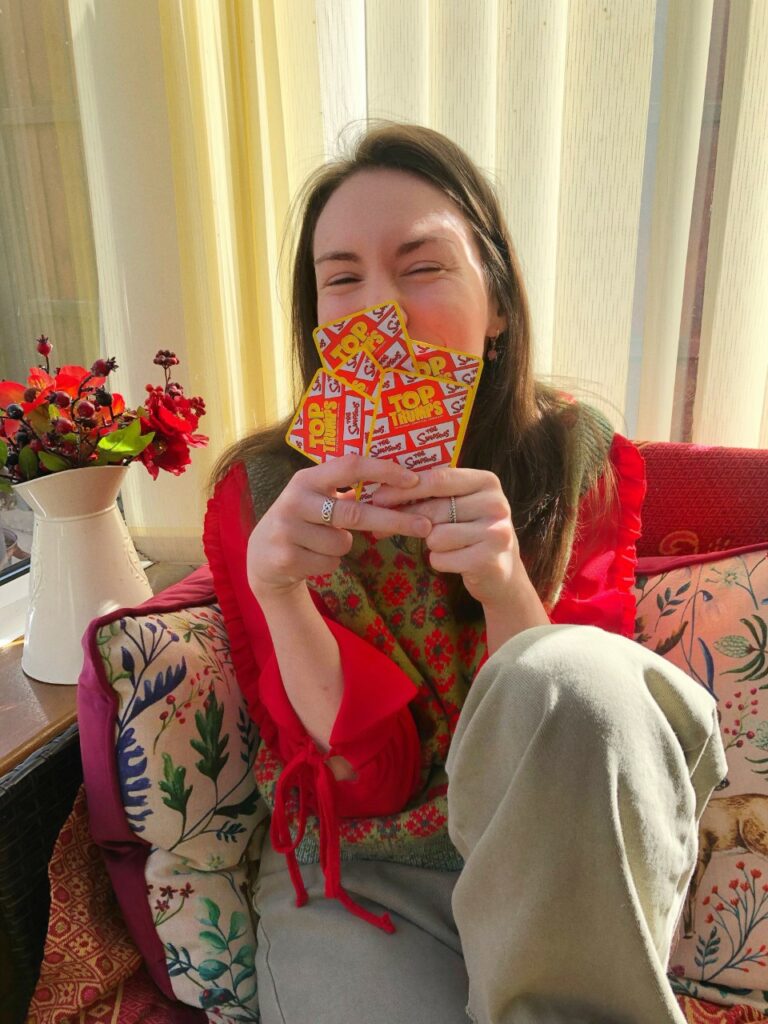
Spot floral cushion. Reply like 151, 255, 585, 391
79, 570, 263, 1021
633, 546, 768, 1011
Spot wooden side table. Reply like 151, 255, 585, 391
0, 562, 199, 1024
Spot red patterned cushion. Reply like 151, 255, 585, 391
637, 443, 768, 558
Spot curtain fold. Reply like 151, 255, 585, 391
692, 0, 768, 447
60, 0, 764, 560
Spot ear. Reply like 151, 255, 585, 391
485, 303, 507, 339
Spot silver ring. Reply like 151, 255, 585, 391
321, 496, 337, 525
448, 495, 457, 524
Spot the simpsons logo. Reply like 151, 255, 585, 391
307, 399, 339, 452
384, 384, 444, 427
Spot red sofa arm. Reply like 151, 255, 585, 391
636, 441, 768, 558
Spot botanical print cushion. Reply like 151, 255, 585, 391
633, 547, 768, 1009
101, 604, 263, 1020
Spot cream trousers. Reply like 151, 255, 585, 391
252, 624, 727, 1024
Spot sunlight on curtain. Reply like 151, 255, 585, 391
62, 0, 767, 559
692, 0, 768, 447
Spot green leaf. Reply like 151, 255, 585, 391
19, 445, 38, 479
199, 929, 228, 952
0, 478, 11, 494
234, 964, 255, 989
0, 439, 7, 467
232, 944, 256, 968
158, 753, 192, 815
199, 897, 221, 928
197, 958, 228, 982
214, 791, 259, 819
191, 692, 229, 781
228, 911, 247, 942
97, 418, 155, 461
38, 450, 71, 473
714, 635, 753, 659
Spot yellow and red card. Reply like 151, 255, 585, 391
286, 302, 483, 498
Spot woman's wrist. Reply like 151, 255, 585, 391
482, 561, 550, 655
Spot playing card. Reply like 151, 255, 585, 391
285, 368, 376, 462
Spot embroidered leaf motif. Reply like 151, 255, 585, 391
716, 635, 754, 658
199, 896, 221, 928
158, 753, 192, 816
165, 943, 193, 977
130, 659, 187, 723
214, 791, 260, 819
228, 911, 248, 942
654, 621, 688, 657
191, 691, 229, 781
197, 958, 228, 981
233, 943, 256, 967
116, 726, 151, 832
199, 930, 227, 952
698, 638, 715, 693
216, 821, 247, 842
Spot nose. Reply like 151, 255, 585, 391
358, 272, 408, 329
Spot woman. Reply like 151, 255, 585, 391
203, 123, 726, 1024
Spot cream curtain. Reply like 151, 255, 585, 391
63, 0, 768, 561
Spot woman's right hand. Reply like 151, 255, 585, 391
246, 455, 432, 600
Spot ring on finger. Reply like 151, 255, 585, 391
448, 495, 458, 525
320, 496, 338, 525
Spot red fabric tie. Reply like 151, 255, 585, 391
270, 738, 395, 933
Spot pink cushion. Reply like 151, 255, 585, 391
634, 546, 768, 1009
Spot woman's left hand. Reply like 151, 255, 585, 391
372, 467, 518, 609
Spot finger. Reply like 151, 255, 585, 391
425, 521, 488, 553
291, 523, 354, 557
299, 455, 421, 494
372, 467, 497, 507
428, 542, 489, 575
291, 548, 346, 577
306, 492, 432, 538
396, 494, 488, 525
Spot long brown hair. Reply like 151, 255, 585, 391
212, 123, 608, 607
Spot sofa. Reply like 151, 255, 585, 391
27, 440, 768, 1024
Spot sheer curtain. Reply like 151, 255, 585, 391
64, 0, 768, 561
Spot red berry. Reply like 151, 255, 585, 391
75, 399, 95, 418
36, 335, 52, 355
30, 439, 42, 452
23, 387, 38, 403
159, 711, 168, 721
6, 403, 24, 419
55, 417, 74, 434
166, 694, 175, 704
737, 739, 745, 748
747, 731, 756, 739
91, 358, 109, 376
54, 391, 71, 409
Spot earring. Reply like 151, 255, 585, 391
486, 332, 500, 362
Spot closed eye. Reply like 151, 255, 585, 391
406, 263, 441, 275
326, 274, 361, 286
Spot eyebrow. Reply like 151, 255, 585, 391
313, 234, 453, 266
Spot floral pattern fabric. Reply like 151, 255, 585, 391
101, 604, 263, 1020
633, 548, 768, 1009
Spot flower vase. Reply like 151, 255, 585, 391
14, 465, 153, 685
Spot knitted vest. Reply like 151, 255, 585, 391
245, 402, 613, 871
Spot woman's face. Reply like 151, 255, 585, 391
313, 168, 505, 357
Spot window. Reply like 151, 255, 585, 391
0, 0, 98, 585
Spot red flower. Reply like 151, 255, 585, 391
429, 601, 449, 624
424, 628, 455, 674
731, 897, 739, 906
341, 820, 374, 843
736, 861, 746, 870
705, 914, 714, 924
752, 869, 763, 879
404, 803, 447, 837
457, 626, 481, 668
715, 903, 725, 911
138, 384, 207, 479
381, 572, 413, 607
365, 617, 395, 656
344, 592, 362, 614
